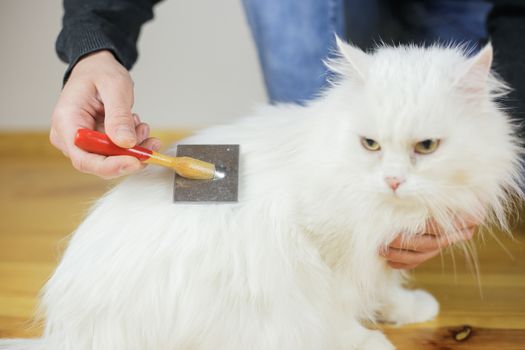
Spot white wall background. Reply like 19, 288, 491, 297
0, 0, 266, 130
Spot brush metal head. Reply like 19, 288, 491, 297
173, 144, 239, 203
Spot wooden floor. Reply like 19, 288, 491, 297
0, 132, 524, 349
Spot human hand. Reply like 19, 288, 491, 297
381, 216, 480, 270
50, 50, 161, 178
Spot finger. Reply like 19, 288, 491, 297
425, 218, 444, 236
135, 138, 161, 171
384, 248, 441, 266
51, 98, 97, 155
132, 113, 141, 126
139, 137, 161, 152
135, 122, 150, 144
388, 234, 442, 252
445, 216, 480, 236
49, 127, 65, 153
389, 229, 475, 254
455, 215, 482, 229
68, 147, 142, 178
425, 217, 480, 237
435, 225, 477, 246
458, 226, 475, 241
98, 78, 136, 148
52, 107, 97, 157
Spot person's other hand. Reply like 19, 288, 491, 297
50, 50, 161, 179
381, 216, 480, 270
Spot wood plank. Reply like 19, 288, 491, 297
383, 327, 525, 349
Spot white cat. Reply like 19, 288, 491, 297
2, 39, 522, 350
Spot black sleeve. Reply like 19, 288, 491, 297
487, 0, 525, 122
56, 0, 163, 82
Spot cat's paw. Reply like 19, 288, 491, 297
382, 289, 439, 325
357, 330, 395, 350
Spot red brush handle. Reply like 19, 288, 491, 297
74, 129, 153, 161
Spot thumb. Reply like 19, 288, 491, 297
99, 78, 137, 148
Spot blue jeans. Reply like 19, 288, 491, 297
242, 0, 492, 104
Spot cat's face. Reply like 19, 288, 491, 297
321, 40, 522, 224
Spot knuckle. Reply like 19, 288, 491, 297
437, 241, 449, 250
101, 164, 122, 178
49, 130, 60, 148
71, 157, 85, 172
102, 71, 132, 88
114, 73, 131, 87
464, 230, 475, 240
72, 156, 90, 173
49, 137, 62, 151
100, 158, 128, 178
51, 105, 69, 122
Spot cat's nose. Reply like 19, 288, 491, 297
384, 176, 405, 191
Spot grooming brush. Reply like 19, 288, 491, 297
74, 128, 239, 202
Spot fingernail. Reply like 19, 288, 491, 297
116, 128, 136, 146
151, 140, 161, 152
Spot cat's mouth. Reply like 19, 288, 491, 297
382, 189, 422, 208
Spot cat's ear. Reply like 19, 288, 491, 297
326, 36, 369, 81
456, 43, 493, 95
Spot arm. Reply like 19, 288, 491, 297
57, 0, 163, 82
51, 0, 162, 178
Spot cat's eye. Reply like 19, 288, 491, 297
360, 137, 381, 152
414, 139, 440, 154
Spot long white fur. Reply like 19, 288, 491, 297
1, 40, 522, 350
